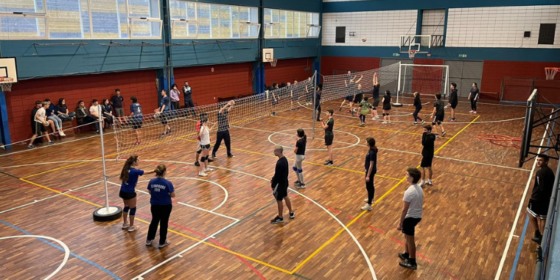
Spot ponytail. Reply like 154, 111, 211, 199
366, 137, 378, 152
297, 129, 307, 143
120, 155, 138, 183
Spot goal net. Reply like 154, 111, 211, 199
397, 64, 449, 101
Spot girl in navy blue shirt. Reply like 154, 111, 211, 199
146, 164, 175, 248
468, 82, 479, 114
407, 92, 424, 125
157, 89, 171, 136
119, 155, 154, 232
362, 137, 378, 211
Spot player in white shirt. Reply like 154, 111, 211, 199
28, 101, 53, 148
397, 167, 424, 270
89, 99, 103, 133
198, 113, 216, 177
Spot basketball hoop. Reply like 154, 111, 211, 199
408, 49, 417, 59
267, 58, 278, 67
0, 77, 14, 92
545, 67, 559, 80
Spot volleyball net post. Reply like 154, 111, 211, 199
312, 70, 317, 140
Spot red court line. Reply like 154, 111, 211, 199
441, 268, 459, 280
367, 225, 385, 234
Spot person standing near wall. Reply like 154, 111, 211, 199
170, 84, 181, 111
111, 89, 125, 123
183, 81, 195, 117
468, 82, 479, 114
527, 154, 555, 244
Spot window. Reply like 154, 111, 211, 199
170, 1, 259, 39
538, 23, 556, 45
0, 0, 161, 39
264, 8, 319, 39
335, 26, 345, 43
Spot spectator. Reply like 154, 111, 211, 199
111, 88, 125, 123
45, 99, 65, 137
56, 98, 76, 121
170, 84, 181, 111
101, 98, 114, 125
28, 101, 53, 148
89, 99, 102, 133
183, 81, 195, 117
528, 154, 555, 244
146, 164, 175, 248
76, 100, 97, 132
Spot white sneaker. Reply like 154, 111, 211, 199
199, 172, 208, 177
373, 116, 380, 120
205, 168, 214, 172
381, 121, 388, 124
420, 180, 426, 186
60, 132, 66, 137
388, 121, 392, 124
361, 204, 373, 211
364, 198, 370, 203
469, 110, 473, 113
427, 180, 432, 186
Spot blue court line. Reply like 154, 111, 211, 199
0, 219, 120, 280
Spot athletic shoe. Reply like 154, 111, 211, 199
289, 211, 295, 219
473, 111, 477, 114
381, 121, 388, 124
399, 259, 417, 270
205, 168, 214, 172
270, 216, 284, 224
294, 181, 301, 186
413, 122, 418, 125
199, 172, 208, 177
194, 161, 200, 166
60, 132, 67, 137
361, 204, 373, 211
146, 240, 153, 246
531, 236, 542, 244
227, 154, 235, 158
297, 184, 306, 189
158, 241, 171, 248
325, 161, 334, 166
444, 105, 448, 109
360, 123, 365, 127
427, 180, 433, 186
420, 180, 426, 186
48, 141, 54, 145
388, 121, 392, 124
449, 118, 455, 122
469, 110, 473, 113
28, 145, 35, 149
212, 154, 217, 158
121, 224, 129, 230
364, 198, 370, 203
373, 116, 380, 120
442, 131, 447, 137
338, 107, 342, 112
127, 226, 139, 232
398, 252, 410, 261
207, 158, 214, 162
421, 120, 425, 124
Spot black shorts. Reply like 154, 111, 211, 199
33, 122, 46, 134
528, 199, 549, 219
372, 98, 380, 108
132, 120, 143, 130
273, 183, 288, 201
353, 94, 363, 103
345, 95, 353, 102
325, 134, 334, 146
200, 144, 210, 150
451, 103, 458, 109
420, 156, 433, 168
159, 112, 169, 125
402, 217, 422, 236
433, 114, 444, 124
383, 106, 391, 111
119, 191, 137, 200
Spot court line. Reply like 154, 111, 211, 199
494, 114, 551, 280
0, 235, 70, 280
291, 115, 481, 274
0, 219, 120, 279
267, 128, 362, 151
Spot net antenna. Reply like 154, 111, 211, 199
545, 67, 559, 80
0, 57, 18, 92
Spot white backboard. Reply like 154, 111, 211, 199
0, 57, 18, 83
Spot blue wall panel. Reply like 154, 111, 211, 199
264, 39, 320, 60
324, 0, 560, 13
171, 40, 259, 67
264, 0, 321, 12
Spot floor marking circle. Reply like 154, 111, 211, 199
268, 128, 361, 151
0, 235, 70, 280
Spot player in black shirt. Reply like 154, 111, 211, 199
381, 90, 392, 124
212, 101, 235, 158
371, 72, 380, 120
468, 82, 479, 114
339, 74, 362, 115
448, 83, 458, 122
420, 125, 436, 186
293, 129, 307, 189
314, 85, 322, 121
407, 92, 424, 125
362, 137, 378, 211
430, 93, 446, 137
270, 146, 295, 224
527, 154, 556, 243
322, 110, 335, 166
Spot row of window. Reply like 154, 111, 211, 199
0, 0, 321, 40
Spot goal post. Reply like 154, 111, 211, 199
395, 64, 449, 106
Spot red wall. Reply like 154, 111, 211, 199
321, 56, 380, 77
7, 70, 158, 143
481, 61, 560, 93
173, 63, 253, 106
264, 58, 314, 86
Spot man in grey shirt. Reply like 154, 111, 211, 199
397, 167, 424, 270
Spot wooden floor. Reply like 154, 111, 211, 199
0, 97, 549, 280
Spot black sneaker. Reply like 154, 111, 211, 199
338, 107, 342, 112
212, 154, 217, 158
398, 252, 410, 261
297, 184, 306, 189
325, 161, 334, 166
294, 181, 301, 186
399, 259, 417, 270
48, 141, 54, 145
208, 158, 214, 162
28, 145, 35, 149
270, 216, 284, 224
289, 211, 295, 219
227, 154, 235, 158
194, 161, 200, 166
531, 236, 542, 244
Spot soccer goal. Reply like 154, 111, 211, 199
395, 63, 449, 106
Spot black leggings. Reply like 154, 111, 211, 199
365, 174, 375, 204
184, 98, 195, 117
314, 104, 321, 121
359, 114, 366, 123
147, 204, 172, 245
470, 99, 478, 111
212, 130, 231, 155
413, 108, 423, 122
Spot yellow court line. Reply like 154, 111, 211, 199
274, 116, 423, 136
18, 177, 293, 275
290, 115, 480, 273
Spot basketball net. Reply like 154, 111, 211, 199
545, 67, 559, 80
268, 58, 278, 67
0, 77, 13, 92
408, 50, 417, 59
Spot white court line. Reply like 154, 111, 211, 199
0, 180, 103, 215
145, 159, 377, 280
108, 178, 238, 221
133, 219, 240, 280
494, 113, 551, 280
0, 160, 100, 169
0, 235, 70, 280
268, 128, 361, 151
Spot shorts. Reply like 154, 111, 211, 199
196, 141, 202, 154
33, 122, 46, 134
132, 120, 143, 130
402, 217, 422, 236
420, 156, 433, 168
119, 191, 137, 200
325, 134, 334, 146
353, 94, 363, 103
433, 114, 444, 124
383, 105, 391, 111
528, 199, 548, 219
115, 108, 125, 117
273, 183, 288, 201
345, 95, 353, 102
450, 103, 458, 109
158, 112, 169, 125
372, 98, 380, 108
200, 144, 211, 150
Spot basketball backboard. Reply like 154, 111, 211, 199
0, 57, 18, 86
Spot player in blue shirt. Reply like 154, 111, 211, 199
157, 89, 171, 136
119, 155, 154, 232
146, 164, 175, 248
128, 96, 143, 145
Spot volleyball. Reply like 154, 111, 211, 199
362, 38, 367, 42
